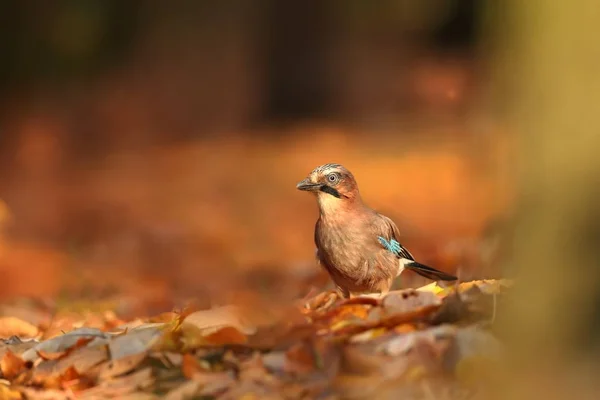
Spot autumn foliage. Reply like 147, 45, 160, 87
0, 280, 511, 399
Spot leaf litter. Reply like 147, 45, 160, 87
0, 279, 512, 399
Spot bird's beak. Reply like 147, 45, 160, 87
296, 178, 321, 192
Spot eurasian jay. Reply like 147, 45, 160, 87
297, 163, 457, 298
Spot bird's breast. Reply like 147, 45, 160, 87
316, 219, 370, 275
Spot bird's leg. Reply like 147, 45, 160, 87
336, 285, 350, 300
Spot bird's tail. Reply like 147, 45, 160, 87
405, 261, 457, 281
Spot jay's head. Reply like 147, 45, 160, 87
296, 163, 361, 211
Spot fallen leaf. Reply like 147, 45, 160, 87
0, 350, 28, 380
181, 306, 257, 336
0, 337, 38, 359
108, 325, 164, 360
349, 327, 388, 343
36, 337, 94, 361
416, 281, 446, 295
77, 367, 154, 398
285, 342, 317, 375
382, 290, 441, 316
0, 381, 21, 399
377, 325, 456, 356
457, 279, 513, 295
164, 380, 202, 400
95, 352, 147, 380
0, 317, 39, 338
31, 345, 108, 385
18, 387, 69, 400
262, 351, 286, 373
181, 354, 201, 379
203, 326, 248, 346
22, 328, 108, 362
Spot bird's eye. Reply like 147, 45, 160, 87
327, 173, 339, 184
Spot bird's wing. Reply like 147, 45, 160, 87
376, 213, 415, 261
376, 213, 457, 281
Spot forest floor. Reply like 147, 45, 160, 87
0, 279, 511, 399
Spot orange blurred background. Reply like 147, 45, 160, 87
0, 1, 513, 312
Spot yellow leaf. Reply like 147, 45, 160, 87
0, 382, 22, 400
416, 281, 445, 295
0, 317, 39, 339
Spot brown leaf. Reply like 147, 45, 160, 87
181, 353, 201, 379
204, 326, 247, 346
456, 279, 513, 295
77, 367, 154, 398
246, 322, 316, 350
303, 290, 339, 312
0, 337, 38, 360
164, 380, 203, 400
95, 352, 147, 380
0, 317, 39, 338
0, 381, 22, 400
286, 342, 317, 374
58, 365, 80, 386
377, 325, 456, 357
332, 304, 440, 337
57, 365, 98, 393
22, 328, 108, 362
108, 325, 164, 360
314, 304, 373, 334
164, 371, 234, 399
36, 337, 94, 361
18, 387, 69, 400
181, 305, 257, 336
31, 345, 108, 386
1, 350, 28, 379
382, 290, 441, 316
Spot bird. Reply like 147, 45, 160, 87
296, 163, 457, 298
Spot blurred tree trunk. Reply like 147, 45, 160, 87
263, 0, 331, 121
493, 0, 600, 397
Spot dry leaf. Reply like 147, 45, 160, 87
108, 325, 164, 360
0, 337, 38, 360
0, 350, 28, 380
204, 326, 247, 346
95, 352, 147, 380
22, 328, 108, 362
382, 290, 441, 316
0, 381, 21, 400
377, 325, 457, 356
36, 337, 94, 361
18, 387, 69, 400
0, 317, 39, 338
181, 306, 257, 336
165, 371, 233, 399
181, 354, 201, 379
416, 281, 446, 295
77, 367, 154, 398
164, 380, 202, 400
31, 345, 108, 386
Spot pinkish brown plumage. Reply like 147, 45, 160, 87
297, 163, 456, 298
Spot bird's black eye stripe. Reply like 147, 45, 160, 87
320, 185, 341, 198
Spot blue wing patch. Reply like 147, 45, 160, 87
378, 236, 400, 254
378, 236, 415, 260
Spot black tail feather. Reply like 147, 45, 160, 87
405, 261, 457, 281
